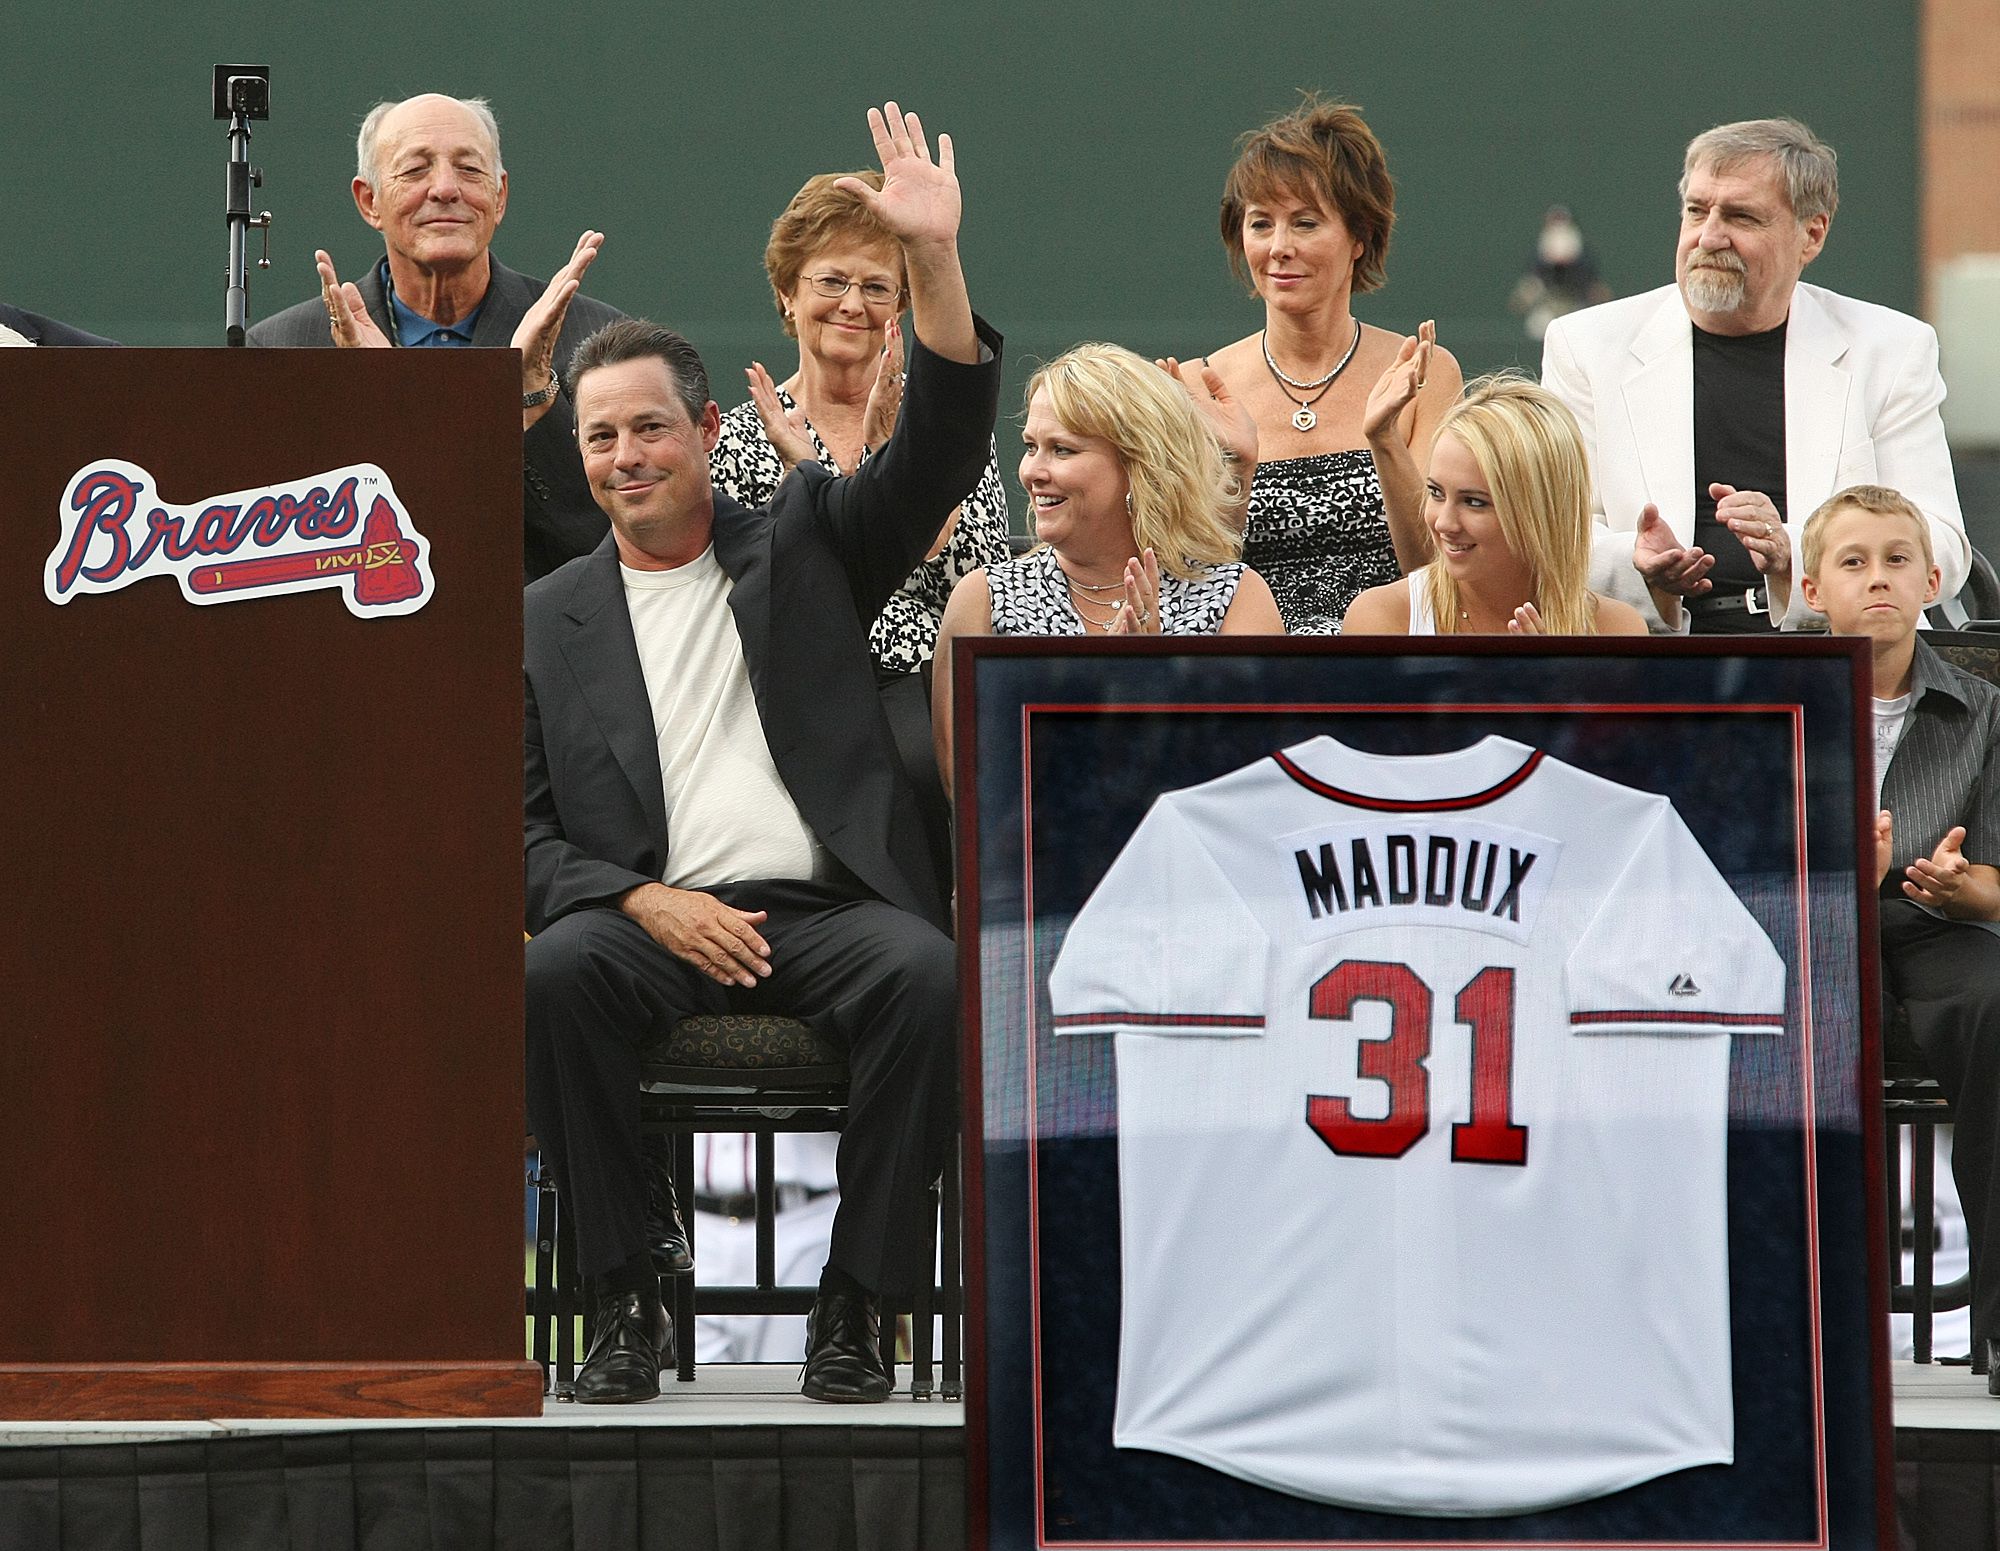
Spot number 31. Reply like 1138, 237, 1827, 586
1306, 960, 1528, 1167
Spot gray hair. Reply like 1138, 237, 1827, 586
1678, 118, 1838, 224
355, 94, 504, 190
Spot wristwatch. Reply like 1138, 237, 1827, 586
522, 372, 561, 409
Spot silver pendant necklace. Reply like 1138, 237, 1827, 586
1261, 320, 1361, 432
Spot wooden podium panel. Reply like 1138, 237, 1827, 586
0, 349, 540, 1417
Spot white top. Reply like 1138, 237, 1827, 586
1407, 575, 1438, 634
622, 549, 829, 889
1873, 692, 1913, 811
1048, 735, 1788, 1516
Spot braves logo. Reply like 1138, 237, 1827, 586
44, 460, 435, 618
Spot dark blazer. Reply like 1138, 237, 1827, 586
0, 303, 116, 347
524, 318, 1003, 937
247, 254, 624, 580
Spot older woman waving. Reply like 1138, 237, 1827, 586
711, 171, 1010, 672
711, 170, 1011, 880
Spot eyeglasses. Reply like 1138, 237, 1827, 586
803, 273, 902, 306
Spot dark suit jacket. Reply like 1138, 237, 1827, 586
0, 304, 116, 346
524, 318, 1003, 937
247, 255, 623, 580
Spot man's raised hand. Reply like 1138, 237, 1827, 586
836, 102, 960, 250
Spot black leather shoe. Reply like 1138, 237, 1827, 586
643, 1145, 693, 1275
801, 1291, 892, 1403
1985, 1339, 2000, 1395
575, 1287, 672, 1404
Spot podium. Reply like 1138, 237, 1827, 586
0, 348, 542, 1418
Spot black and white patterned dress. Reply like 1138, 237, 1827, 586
710, 392, 1011, 673
1241, 449, 1396, 634
985, 545, 1244, 636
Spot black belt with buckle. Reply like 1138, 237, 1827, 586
1688, 584, 1770, 619
693, 1183, 835, 1219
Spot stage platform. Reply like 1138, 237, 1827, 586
0, 1364, 1993, 1549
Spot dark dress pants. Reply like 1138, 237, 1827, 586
527, 878, 957, 1298
1881, 900, 2000, 1342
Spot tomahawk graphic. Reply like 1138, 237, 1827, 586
189, 497, 425, 608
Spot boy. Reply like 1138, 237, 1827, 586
1801, 483, 2000, 1386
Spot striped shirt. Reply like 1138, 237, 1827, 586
1880, 637, 2000, 934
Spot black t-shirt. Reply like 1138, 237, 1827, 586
1692, 320, 1787, 600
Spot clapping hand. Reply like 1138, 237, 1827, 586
317, 250, 389, 348
1107, 548, 1163, 636
861, 316, 905, 453
1632, 504, 1715, 597
1712, 483, 1791, 582
745, 362, 816, 472
836, 102, 959, 250
1362, 319, 1436, 441
1158, 357, 1258, 470
1905, 826, 1970, 909
515, 230, 605, 428
1506, 601, 1544, 635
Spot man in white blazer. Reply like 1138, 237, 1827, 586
1543, 118, 1967, 632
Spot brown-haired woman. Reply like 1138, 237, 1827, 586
710, 169, 1011, 879
1194, 94, 1462, 633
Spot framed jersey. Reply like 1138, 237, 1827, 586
953, 636, 1891, 1551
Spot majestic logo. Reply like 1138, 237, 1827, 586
44, 460, 435, 618
1668, 973, 1701, 997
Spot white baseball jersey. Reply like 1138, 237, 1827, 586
1048, 735, 1787, 1517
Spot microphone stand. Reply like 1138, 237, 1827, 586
215, 66, 273, 347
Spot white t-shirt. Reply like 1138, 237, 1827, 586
1872, 692, 1912, 811
1048, 734, 1787, 1517
622, 550, 829, 888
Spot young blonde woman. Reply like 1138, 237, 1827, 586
932, 342, 1284, 782
1341, 374, 1655, 637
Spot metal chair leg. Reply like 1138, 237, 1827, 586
943, 1138, 963, 1401
554, 1172, 579, 1399
1913, 1120, 1936, 1364
532, 1162, 558, 1390
673, 1125, 697, 1383
911, 1172, 940, 1400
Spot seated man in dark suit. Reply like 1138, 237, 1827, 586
0, 303, 116, 346
247, 92, 619, 580
525, 102, 994, 1404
